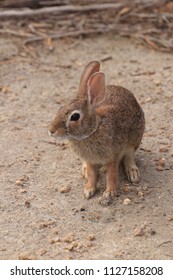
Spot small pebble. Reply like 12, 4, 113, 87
134, 225, 146, 236
123, 198, 131, 205
59, 186, 71, 193
87, 234, 95, 241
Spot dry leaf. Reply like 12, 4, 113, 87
1, 86, 10, 94
119, 7, 130, 16
46, 37, 54, 51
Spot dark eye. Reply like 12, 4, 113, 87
70, 113, 80, 121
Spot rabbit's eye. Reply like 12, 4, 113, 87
70, 112, 80, 121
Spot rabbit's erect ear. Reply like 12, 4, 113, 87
87, 72, 105, 107
78, 61, 100, 97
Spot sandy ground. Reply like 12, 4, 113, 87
0, 34, 173, 260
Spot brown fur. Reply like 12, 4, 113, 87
49, 61, 145, 199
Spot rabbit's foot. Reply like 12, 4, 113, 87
123, 147, 140, 183
126, 165, 140, 183
103, 190, 116, 198
84, 185, 96, 199
104, 161, 118, 198
83, 163, 98, 198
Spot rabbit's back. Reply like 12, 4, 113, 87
103, 85, 145, 147
103, 85, 145, 139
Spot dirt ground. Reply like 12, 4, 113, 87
0, 33, 173, 260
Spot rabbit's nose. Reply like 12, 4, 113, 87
48, 131, 53, 137
48, 123, 56, 136
48, 127, 56, 137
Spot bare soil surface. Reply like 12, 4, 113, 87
0, 34, 173, 260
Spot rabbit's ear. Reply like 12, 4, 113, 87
78, 61, 100, 97
87, 72, 105, 107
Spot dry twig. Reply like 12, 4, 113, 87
0, 0, 173, 52
0, 3, 124, 18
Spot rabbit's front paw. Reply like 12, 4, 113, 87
84, 185, 96, 199
103, 190, 116, 198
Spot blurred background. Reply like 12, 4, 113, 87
0, 0, 173, 52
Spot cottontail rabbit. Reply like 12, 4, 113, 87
49, 61, 145, 199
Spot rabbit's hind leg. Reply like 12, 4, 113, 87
123, 146, 140, 183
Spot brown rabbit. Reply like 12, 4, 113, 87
49, 61, 145, 199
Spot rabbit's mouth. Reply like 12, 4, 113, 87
48, 131, 67, 141
49, 130, 89, 141
67, 133, 90, 141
